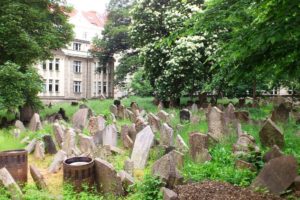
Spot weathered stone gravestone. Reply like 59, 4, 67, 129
251, 156, 298, 195
259, 118, 284, 149
88, 116, 106, 135
189, 132, 211, 163
34, 141, 45, 160
162, 187, 178, 200
135, 116, 148, 133
110, 104, 118, 116
72, 108, 92, 130
117, 104, 126, 119
179, 109, 191, 122
79, 134, 96, 154
206, 107, 225, 140
53, 123, 64, 148
124, 158, 134, 176
191, 103, 198, 113
152, 151, 183, 188
131, 126, 154, 169
224, 103, 236, 125
20, 104, 34, 124
25, 139, 37, 154
175, 134, 189, 153
160, 123, 174, 146
157, 110, 170, 123
263, 145, 283, 163
48, 150, 67, 173
271, 103, 290, 123
30, 165, 47, 190
234, 111, 250, 123
233, 133, 259, 157
130, 101, 140, 116
147, 113, 161, 133
0, 167, 23, 200
121, 125, 134, 149
94, 158, 124, 195
28, 113, 43, 131
43, 135, 57, 154
125, 109, 136, 123
128, 124, 137, 142
62, 128, 76, 156
15, 120, 26, 132
102, 124, 118, 147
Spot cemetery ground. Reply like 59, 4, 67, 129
0, 96, 300, 199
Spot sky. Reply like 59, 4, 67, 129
67, 0, 110, 13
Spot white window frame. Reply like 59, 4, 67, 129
73, 42, 81, 51
55, 58, 60, 71
49, 79, 53, 92
55, 80, 59, 92
73, 61, 81, 73
73, 81, 81, 93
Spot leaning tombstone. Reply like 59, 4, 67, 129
259, 118, 284, 149
0, 168, 23, 200
72, 108, 92, 130
160, 123, 174, 146
131, 126, 154, 169
30, 165, 47, 190
189, 132, 211, 163
206, 107, 226, 140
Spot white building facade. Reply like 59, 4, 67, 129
36, 10, 114, 103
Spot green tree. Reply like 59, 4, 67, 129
0, 0, 73, 111
0, 0, 73, 67
0, 62, 43, 113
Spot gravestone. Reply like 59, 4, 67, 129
263, 145, 283, 163
30, 165, 47, 190
117, 104, 125, 119
72, 108, 92, 130
157, 110, 170, 123
148, 113, 161, 132
53, 123, 64, 148
124, 159, 134, 176
78, 134, 96, 154
271, 103, 290, 123
161, 123, 174, 146
94, 158, 124, 195
152, 151, 183, 188
251, 156, 298, 195
15, 120, 25, 132
48, 150, 67, 173
110, 104, 118, 116
259, 118, 284, 149
102, 124, 118, 147
135, 116, 147, 133
0, 168, 23, 200
206, 107, 225, 140
34, 141, 45, 160
191, 103, 198, 113
234, 111, 250, 123
131, 126, 154, 169
62, 128, 76, 156
125, 109, 136, 123
28, 113, 43, 131
233, 133, 259, 157
238, 98, 246, 107
25, 139, 37, 154
88, 116, 106, 135
43, 135, 57, 154
175, 134, 189, 153
20, 104, 34, 124
224, 103, 236, 125
179, 109, 191, 122
189, 132, 211, 163
128, 124, 137, 142
162, 187, 178, 200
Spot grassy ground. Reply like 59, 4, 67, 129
0, 96, 299, 199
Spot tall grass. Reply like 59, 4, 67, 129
0, 129, 24, 151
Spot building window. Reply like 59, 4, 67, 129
55, 80, 59, 92
94, 81, 97, 95
55, 58, 60, 71
102, 66, 107, 74
42, 62, 46, 70
98, 81, 102, 94
103, 82, 107, 93
49, 79, 53, 92
73, 81, 81, 93
49, 61, 53, 70
73, 42, 81, 51
73, 61, 81, 73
